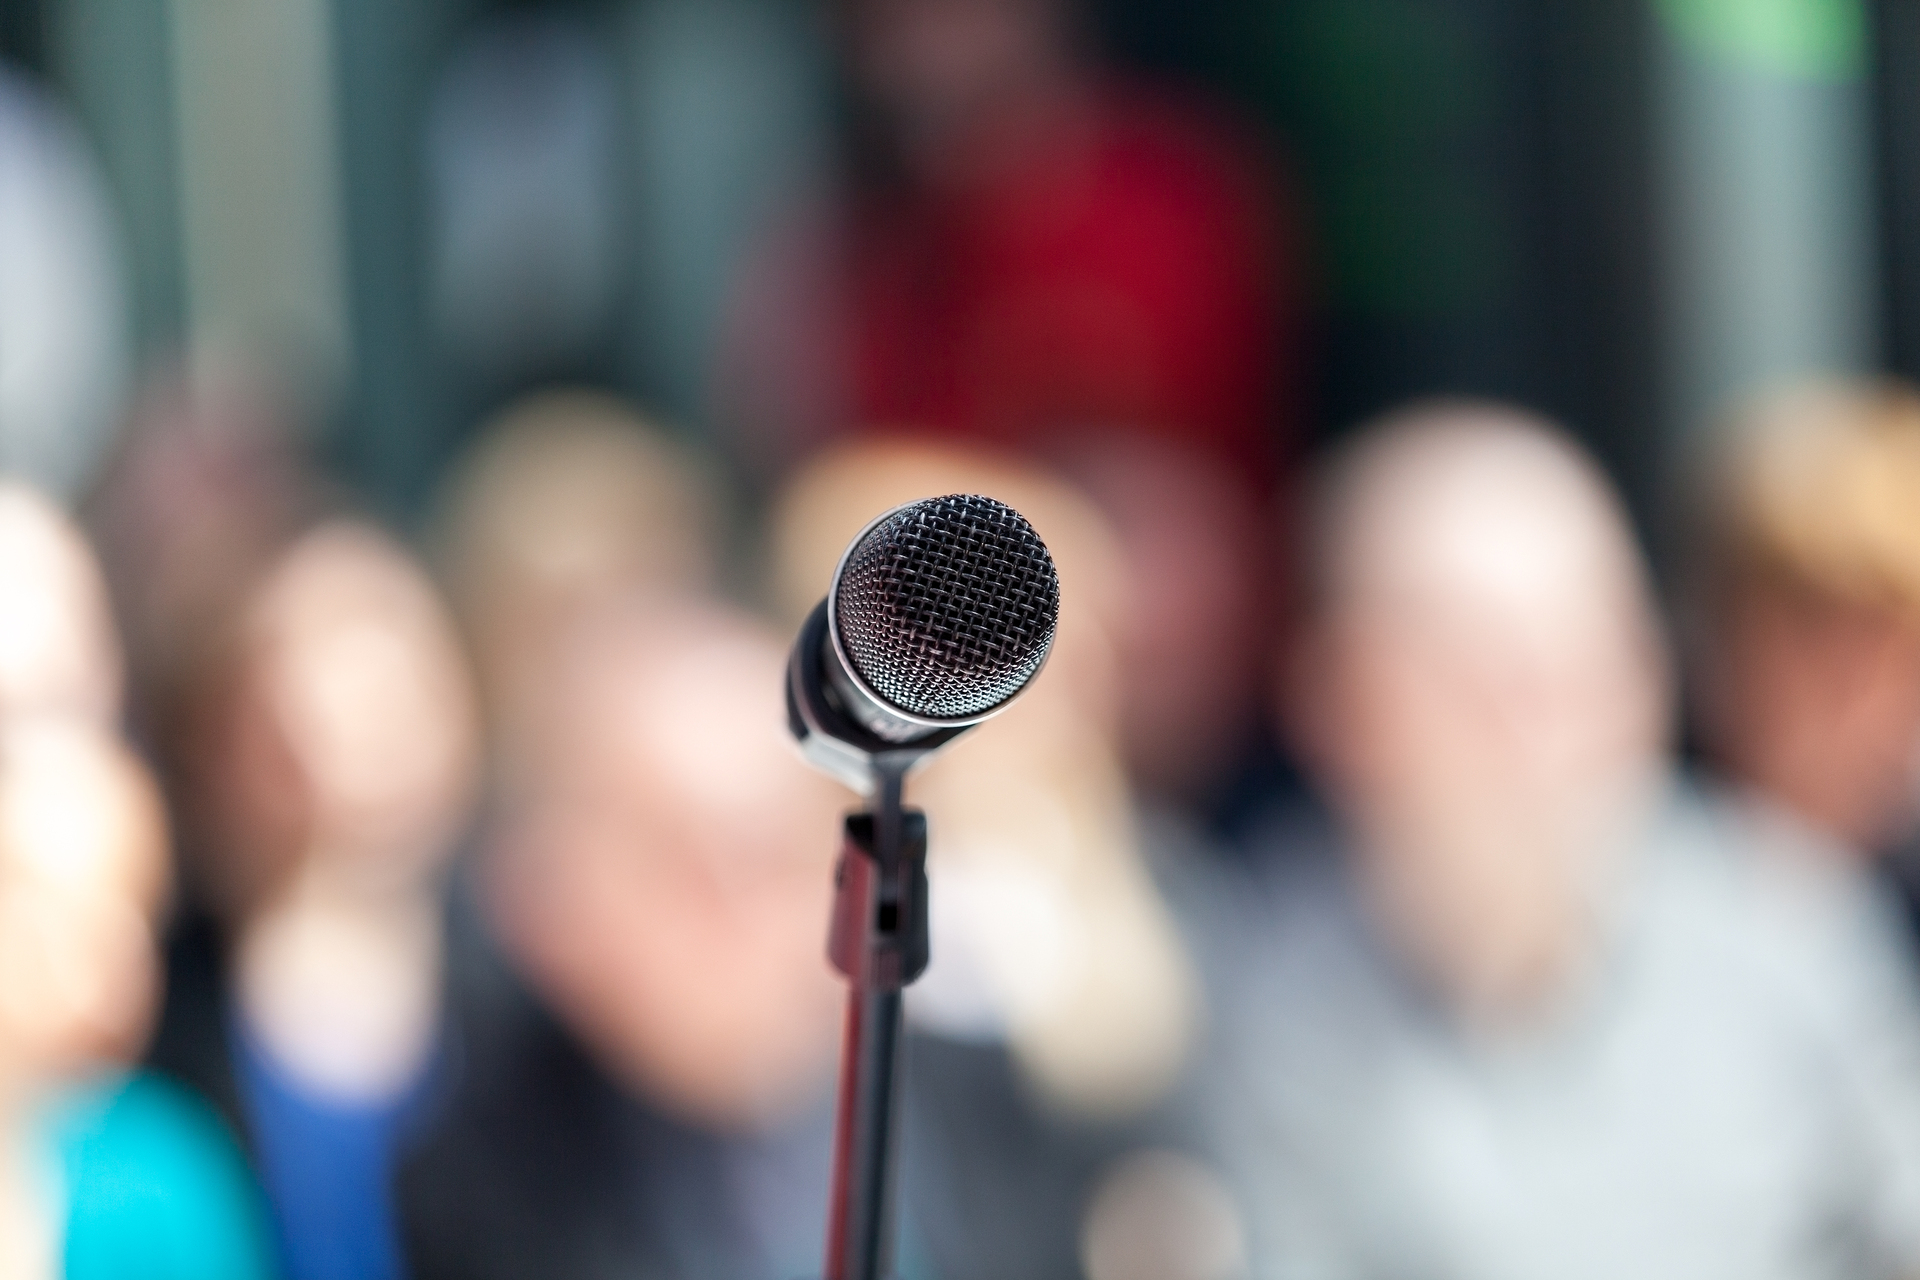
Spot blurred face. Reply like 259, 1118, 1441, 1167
89, 368, 311, 703
495, 612, 845, 1130
211, 524, 478, 908
1063, 440, 1264, 804
434, 404, 717, 731
1708, 583, 1920, 851
0, 485, 121, 724
845, 0, 1075, 169
0, 722, 165, 1090
1294, 434, 1665, 1018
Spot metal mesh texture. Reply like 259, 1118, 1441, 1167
833, 494, 1060, 720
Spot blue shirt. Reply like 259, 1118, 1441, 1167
232, 1016, 432, 1280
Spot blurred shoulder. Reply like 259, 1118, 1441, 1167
1145, 799, 1365, 1052
397, 872, 642, 1279
58, 1071, 248, 1182
1097, 83, 1275, 184
56, 1070, 276, 1280
1653, 777, 1920, 1025
1146, 802, 1347, 939
1668, 779, 1910, 943
1091, 82, 1285, 229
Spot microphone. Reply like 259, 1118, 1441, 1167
787, 492, 1061, 791
786, 493, 1059, 1280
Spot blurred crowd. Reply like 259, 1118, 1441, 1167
7, 2, 1920, 1280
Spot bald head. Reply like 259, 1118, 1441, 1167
1291, 402, 1668, 1019
1311, 404, 1647, 626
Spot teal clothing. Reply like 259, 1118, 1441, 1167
44, 1071, 278, 1280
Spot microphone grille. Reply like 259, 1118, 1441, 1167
834, 494, 1061, 720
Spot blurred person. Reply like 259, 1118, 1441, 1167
1686, 381, 1920, 880
0, 478, 280, 1274
1051, 429, 1274, 808
0, 63, 129, 498
0, 715, 275, 1279
397, 601, 855, 1279
1200, 400, 1920, 1280
719, 0, 1303, 817
0, 480, 123, 725
768, 439, 1220, 1278
86, 359, 327, 758
148, 519, 481, 1280
717, 0, 1301, 488
428, 388, 720, 738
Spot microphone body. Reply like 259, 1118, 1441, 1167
786, 495, 1059, 1280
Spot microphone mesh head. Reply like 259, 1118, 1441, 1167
834, 494, 1061, 720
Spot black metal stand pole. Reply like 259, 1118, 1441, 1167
823, 766, 929, 1280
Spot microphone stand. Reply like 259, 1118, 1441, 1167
823, 759, 928, 1280
787, 498, 1059, 1280
789, 601, 959, 1280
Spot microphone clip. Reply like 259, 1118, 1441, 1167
829, 809, 930, 991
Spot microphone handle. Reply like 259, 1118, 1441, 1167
823, 767, 928, 1280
